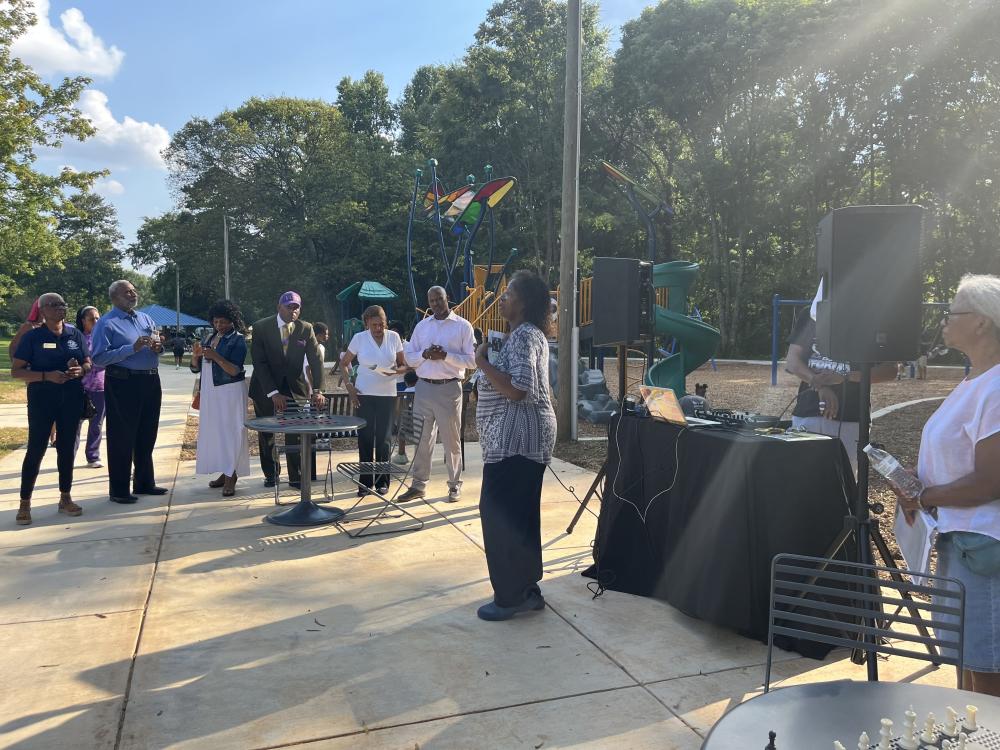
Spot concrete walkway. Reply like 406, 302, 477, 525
0, 368, 956, 749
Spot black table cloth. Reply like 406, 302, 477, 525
583, 414, 857, 640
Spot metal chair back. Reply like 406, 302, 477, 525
765, 553, 965, 691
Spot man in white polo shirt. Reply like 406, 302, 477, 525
398, 286, 476, 502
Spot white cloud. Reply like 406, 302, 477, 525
11, 0, 124, 77
93, 176, 125, 196
76, 89, 170, 170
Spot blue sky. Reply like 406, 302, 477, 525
18, 0, 651, 255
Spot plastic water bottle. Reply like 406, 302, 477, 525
863, 444, 924, 498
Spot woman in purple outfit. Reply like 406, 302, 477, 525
76, 306, 106, 468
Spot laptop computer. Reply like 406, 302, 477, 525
638, 385, 719, 427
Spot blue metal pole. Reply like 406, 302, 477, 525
771, 293, 781, 386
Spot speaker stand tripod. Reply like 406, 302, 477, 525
815, 363, 938, 677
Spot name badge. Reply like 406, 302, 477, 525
43, 342, 57, 349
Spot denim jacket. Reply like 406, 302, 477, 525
191, 330, 247, 386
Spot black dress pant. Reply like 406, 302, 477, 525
357, 395, 395, 489
252, 390, 316, 483
105, 370, 161, 497
20, 383, 84, 498
479, 454, 546, 607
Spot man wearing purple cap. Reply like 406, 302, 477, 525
249, 292, 326, 487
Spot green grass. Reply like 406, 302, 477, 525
0, 427, 28, 460
0, 338, 24, 403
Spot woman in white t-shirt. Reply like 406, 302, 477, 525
341, 306, 405, 495
892, 274, 1000, 695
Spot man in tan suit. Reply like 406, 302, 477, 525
249, 291, 326, 487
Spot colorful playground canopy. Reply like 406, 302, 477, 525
600, 160, 664, 207
451, 177, 517, 234
335, 280, 399, 303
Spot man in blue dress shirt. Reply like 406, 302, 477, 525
91, 280, 166, 504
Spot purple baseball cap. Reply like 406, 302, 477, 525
278, 291, 302, 306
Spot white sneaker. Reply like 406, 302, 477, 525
87, 460, 103, 469
447, 487, 461, 503
392, 454, 409, 465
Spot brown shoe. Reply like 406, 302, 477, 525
222, 474, 238, 497
396, 487, 426, 502
16, 501, 31, 526
208, 474, 226, 488
58, 493, 83, 516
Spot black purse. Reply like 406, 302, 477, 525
83, 393, 97, 419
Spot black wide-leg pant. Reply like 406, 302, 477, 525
479, 454, 546, 607
357, 395, 395, 489
105, 370, 161, 497
251, 390, 316, 483
20, 384, 84, 499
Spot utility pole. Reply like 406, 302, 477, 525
175, 263, 181, 335
557, 0, 582, 442
223, 211, 231, 299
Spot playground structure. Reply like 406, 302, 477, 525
336, 280, 399, 345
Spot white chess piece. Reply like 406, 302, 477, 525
879, 718, 893, 750
957, 732, 968, 750
898, 706, 919, 750
922, 713, 937, 744
946, 706, 959, 736
965, 705, 978, 731
834, 742, 847, 750
859, 730, 870, 750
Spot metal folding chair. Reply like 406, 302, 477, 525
335, 410, 426, 538
765, 553, 966, 691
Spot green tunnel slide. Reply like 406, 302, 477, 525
643, 261, 721, 396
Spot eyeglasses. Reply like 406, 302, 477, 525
943, 311, 974, 322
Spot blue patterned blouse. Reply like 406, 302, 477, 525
475, 323, 556, 465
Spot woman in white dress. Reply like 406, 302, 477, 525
191, 300, 251, 496
341, 306, 406, 495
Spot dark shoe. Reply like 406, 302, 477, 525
397, 487, 425, 502
289, 481, 301, 490
110, 494, 138, 504
264, 478, 276, 488
222, 474, 237, 497
135, 486, 168, 496
375, 485, 390, 496
208, 474, 226, 488
357, 487, 370, 497
477, 593, 545, 622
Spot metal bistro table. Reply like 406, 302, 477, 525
702, 680, 1000, 749
245, 411, 366, 527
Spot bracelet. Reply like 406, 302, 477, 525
915, 487, 927, 510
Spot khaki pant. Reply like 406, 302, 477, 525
410, 379, 463, 492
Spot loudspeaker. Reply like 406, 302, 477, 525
816, 205, 924, 363
592, 257, 653, 346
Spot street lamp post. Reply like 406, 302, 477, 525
175, 263, 181, 335
222, 212, 231, 299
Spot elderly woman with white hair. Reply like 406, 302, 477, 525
892, 274, 1000, 696
11, 292, 91, 525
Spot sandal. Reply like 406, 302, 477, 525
222, 474, 237, 497
208, 474, 226, 488
16, 501, 31, 526
58, 494, 83, 517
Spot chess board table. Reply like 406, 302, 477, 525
245, 411, 366, 527
702, 680, 1000, 749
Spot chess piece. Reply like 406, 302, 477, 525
957, 733, 968, 750
899, 706, 919, 750
945, 707, 959, 736
965, 705, 978, 731
922, 713, 937, 744
765, 730, 777, 749
834, 742, 847, 750
859, 731, 870, 750
879, 718, 893, 750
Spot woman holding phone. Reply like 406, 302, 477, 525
190, 300, 250, 496
11, 292, 91, 524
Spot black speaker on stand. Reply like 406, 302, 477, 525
592, 257, 654, 404
814, 205, 928, 679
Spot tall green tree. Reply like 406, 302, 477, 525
0, 0, 105, 302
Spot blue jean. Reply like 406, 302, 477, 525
75, 389, 106, 463
935, 533, 1000, 672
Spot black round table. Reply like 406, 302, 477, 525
703, 680, 1000, 748
245, 412, 366, 526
